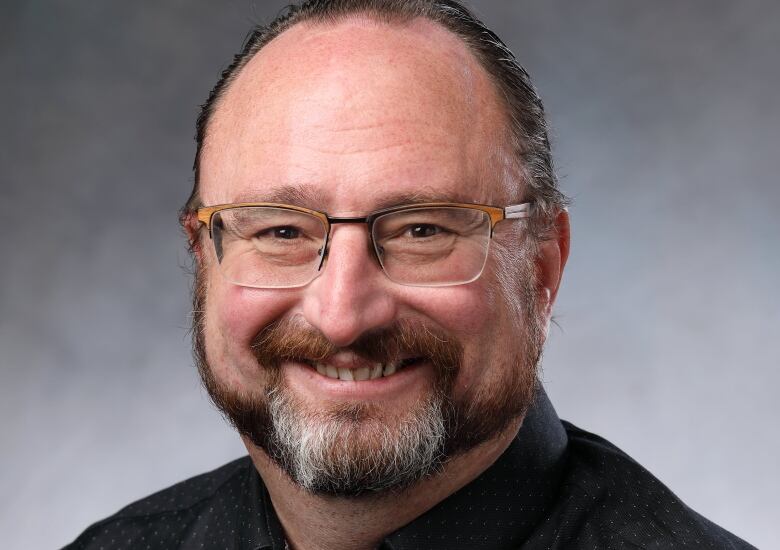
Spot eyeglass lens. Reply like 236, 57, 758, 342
372, 207, 491, 286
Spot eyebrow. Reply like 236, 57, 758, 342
227, 184, 483, 212
230, 185, 322, 207
371, 189, 479, 210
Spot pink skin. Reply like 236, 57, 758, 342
196, 19, 543, 413
191, 17, 569, 549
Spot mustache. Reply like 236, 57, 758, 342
251, 317, 463, 374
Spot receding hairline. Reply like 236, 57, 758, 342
202, 11, 514, 157
184, 0, 566, 245
194, 11, 521, 212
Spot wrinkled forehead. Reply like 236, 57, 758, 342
199, 16, 520, 213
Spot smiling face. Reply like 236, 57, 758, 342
192, 17, 554, 496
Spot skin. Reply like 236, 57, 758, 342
191, 16, 569, 550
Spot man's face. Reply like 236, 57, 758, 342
193, 18, 553, 496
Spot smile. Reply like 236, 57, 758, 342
296, 351, 426, 381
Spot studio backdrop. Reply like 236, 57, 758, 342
1, 1, 777, 548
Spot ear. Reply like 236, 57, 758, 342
181, 211, 206, 264
534, 209, 570, 318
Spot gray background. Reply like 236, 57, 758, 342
1, 1, 777, 548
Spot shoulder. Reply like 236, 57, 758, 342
545, 421, 756, 549
63, 457, 256, 550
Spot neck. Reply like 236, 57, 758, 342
243, 420, 521, 550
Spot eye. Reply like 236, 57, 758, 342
271, 226, 301, 239
407, 224, 443, 238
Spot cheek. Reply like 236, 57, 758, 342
401, 281, 494, 336
402, 271, 523, 396
401, 280, 498, 393
203, 268, 300, 370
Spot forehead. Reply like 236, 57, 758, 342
200, 16, 519, 213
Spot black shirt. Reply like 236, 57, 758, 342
64, 390, 755, 549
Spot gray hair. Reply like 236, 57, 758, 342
267, 384, 447, 495
182, 0, 568, 242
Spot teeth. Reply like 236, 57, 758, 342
337, 367, 354, 381
313, 360, 410, 380
369, 363, 383, 380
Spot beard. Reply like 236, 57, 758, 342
192, 261, 544, 498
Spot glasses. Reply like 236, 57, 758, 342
196, 201, 531, 288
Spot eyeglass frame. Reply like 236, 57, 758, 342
195, 201, 532, 287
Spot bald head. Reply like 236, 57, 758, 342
199, 16, 513, 210
183, 0, 565, 242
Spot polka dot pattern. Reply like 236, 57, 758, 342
64, 390, 755, 549
63, 458, 276, 549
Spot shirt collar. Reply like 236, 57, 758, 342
383, 387, 567, 550
248, 387, 567, 550
238, 454, 288, 550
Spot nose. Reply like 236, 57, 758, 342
301, 224, 397, 347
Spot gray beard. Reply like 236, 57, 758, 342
265, 383, 448, 496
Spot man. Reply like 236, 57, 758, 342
66, 1, 754, 549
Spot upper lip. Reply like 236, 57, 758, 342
297, 350, 421, 370
316, 351, 369, 370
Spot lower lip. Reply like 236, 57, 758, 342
282, 360, 432, 401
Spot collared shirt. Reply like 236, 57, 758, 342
64, 390, 755, 549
